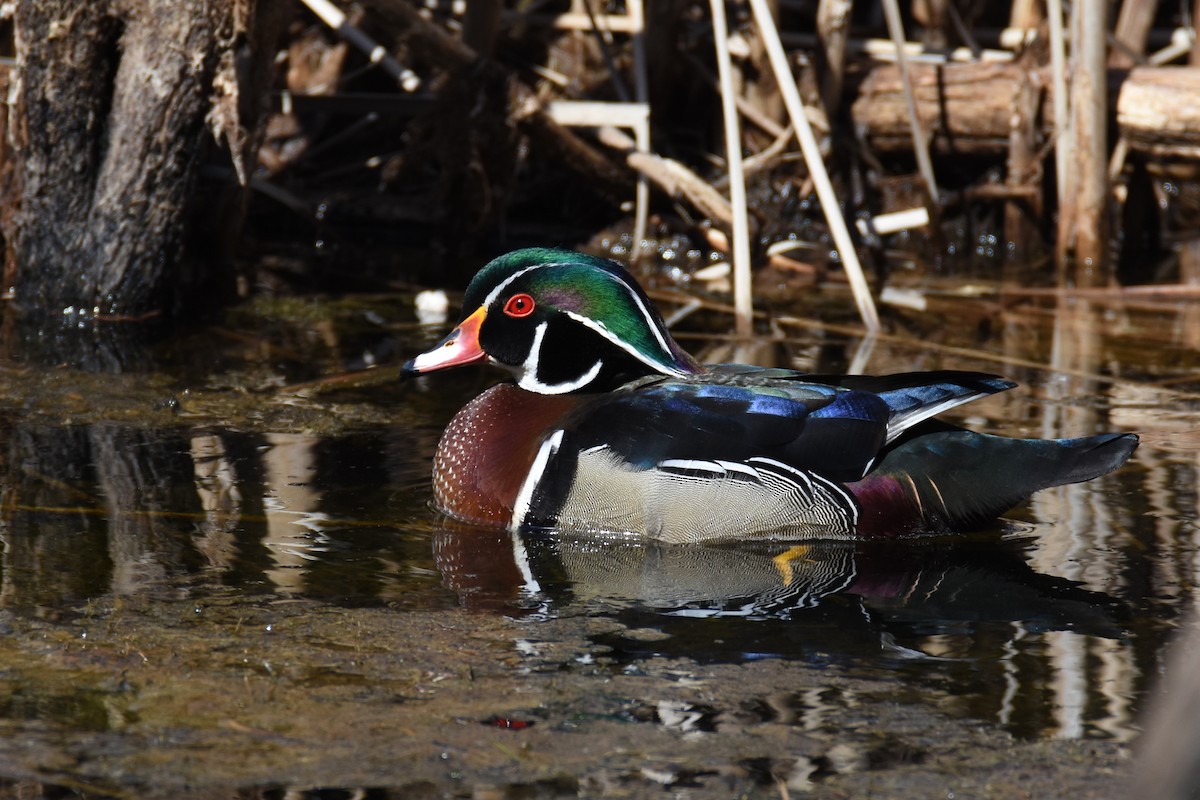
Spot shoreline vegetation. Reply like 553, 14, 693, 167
1, 2, 1199, 326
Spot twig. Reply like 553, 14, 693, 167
816, 0, 853, 115
299, 0, 420, 90
773, 315, 1124, 387
709, 0, 754, 338
780, 32, 1015, 63
747, 0, 881, 332
682, 52, 791, 138
714, 123, 795, 189
645, 287, 770, 321
1048, 0, 1070, 213
597, 127, 735, 231
1061, 0, 1110, 281
945, 1, 985, 60
882, 0, 940, 202
998, 283, 1200, 297
580, 0, 631, 102
281, 364, 405, 395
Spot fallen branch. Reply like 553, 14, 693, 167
596, 126, 739, 233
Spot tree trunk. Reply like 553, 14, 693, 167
5, 0, 278, 319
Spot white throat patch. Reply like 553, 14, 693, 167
515, 321, 604, 394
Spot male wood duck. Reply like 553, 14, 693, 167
403, 248, 1138, 541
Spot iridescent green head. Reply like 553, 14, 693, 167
404, 248, 702, 393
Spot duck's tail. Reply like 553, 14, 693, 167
848, 423, 1139, 536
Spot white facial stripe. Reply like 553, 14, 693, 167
521, 359, 603, 394
564, 310, 689, 378
608, 273, 678, 357
509, 429, 564, 531
481, 263, 545, 310
518, 321, 604, 394
519, 321, 548, 377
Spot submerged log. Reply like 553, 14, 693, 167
854, 61, 1200, 161
5, 1, 279, 319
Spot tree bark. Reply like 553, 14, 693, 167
6, 0, 278, 319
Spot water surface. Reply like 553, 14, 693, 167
0, 287, 1192, 797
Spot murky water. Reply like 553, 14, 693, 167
0, 286, 1194, 797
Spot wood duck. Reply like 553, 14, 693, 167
403, 248, 1138, 541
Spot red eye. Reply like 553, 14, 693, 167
503, 293, 536, 318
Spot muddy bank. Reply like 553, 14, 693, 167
0, 589, 1125, 799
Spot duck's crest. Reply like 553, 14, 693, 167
470, 248, 703, 378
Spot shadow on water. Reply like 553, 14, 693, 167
435, 525, 1132, 740
0, 289, 1193, 796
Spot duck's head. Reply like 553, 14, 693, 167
403, 248, 703, 394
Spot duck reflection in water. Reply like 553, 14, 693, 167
433, 526, 1126, 653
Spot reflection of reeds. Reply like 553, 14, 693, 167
262, 432, 329, 594
190, 434, 242, 572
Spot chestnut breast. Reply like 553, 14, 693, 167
433, 383, 579, 526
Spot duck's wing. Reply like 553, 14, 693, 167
516, 371, 1019, 541
560, 369, 1015, 482
790, 370, 1016, 443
